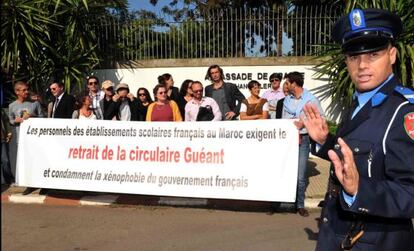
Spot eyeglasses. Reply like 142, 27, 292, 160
157, 91, 166, 95
270, 79, 280, 82
50, 88, 57, 91
193, 90, 203, 93
88, 81, 98, 85
138, 93, 146, 96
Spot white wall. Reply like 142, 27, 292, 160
94, 65, 336, 120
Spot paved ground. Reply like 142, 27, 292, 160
2, 203, 321, 251
1, 157, 330, 211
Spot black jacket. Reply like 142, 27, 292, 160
204, 82, 245, 119
106, 98, 142, 121
52, 92, 76, 119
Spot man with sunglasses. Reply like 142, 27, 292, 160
300, 9, 414, 250
106, 83, 141, 121
262, 73, 285, 119
98, 80, 116, 120
185, 81, 221, 121
87, 76, 104, 119
49, 81, 75, 119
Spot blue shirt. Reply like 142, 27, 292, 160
351, 74, 393, 119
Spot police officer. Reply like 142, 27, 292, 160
300, 8, 414, 250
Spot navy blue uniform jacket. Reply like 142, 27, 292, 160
314, 76, 414, 250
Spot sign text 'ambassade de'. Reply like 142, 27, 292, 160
17, 119, 299, 202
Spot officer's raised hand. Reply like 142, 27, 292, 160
298, 103, 329, 145
328, 137, 359, 196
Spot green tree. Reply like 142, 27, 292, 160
314, 0, 414, 117
1, 0, 127, 103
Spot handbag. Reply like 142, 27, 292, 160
196, 105, 215, 121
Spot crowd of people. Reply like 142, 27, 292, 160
2, 64, 322, 215
2, 7, 413, 250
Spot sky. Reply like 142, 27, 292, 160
128, 0, 179, 13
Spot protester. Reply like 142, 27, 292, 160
262, 73, 285, 119
99, 80, 116, 120
184, 81, 221, 121
72, 93, 97, 119
107, 83, 141, 121
300, 8, 414, 250
275, 82, 290, 119
86, 76, 104, 119
8, 81, 44, 195
146, 84, 182, 122
136, 87, 153, 121
240, 80, 269, 120
1, 108, 14, 185
204, 65, 245, 120
177, 79, 193, 118
282, 71, 324, 217
29, 91, 47, 115
158, 73, 180, 105
8, 81, 44, 141
49, 81, 76, 119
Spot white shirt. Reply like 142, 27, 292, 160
185, 97, 222, 121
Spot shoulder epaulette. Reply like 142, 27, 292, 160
394, 86, 414, 104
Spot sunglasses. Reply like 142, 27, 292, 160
138, 93, 146, 96
88, 81, 98, 85
270, 79, 280, 82
192, 90, 203, 93
157, 91, 166, 95
50, 87, 58, 91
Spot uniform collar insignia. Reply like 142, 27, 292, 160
371, 92, 387, 107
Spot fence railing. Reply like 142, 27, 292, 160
93, 5, 341, 62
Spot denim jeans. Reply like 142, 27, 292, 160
297, 135, 310, 209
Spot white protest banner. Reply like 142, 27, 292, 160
17, 119, 298, 202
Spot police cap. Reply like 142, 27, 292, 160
332, 8, 402, 55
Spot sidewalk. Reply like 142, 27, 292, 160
1, 157, 330, 211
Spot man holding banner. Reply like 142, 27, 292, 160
301, 8, 414, 250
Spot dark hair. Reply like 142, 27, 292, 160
87, 76, 100, 85
158, 73, 172, 86
136, 87, 153, 103
285, 72, 304, 87
75, 91, 90, 110
247, 80, 261, 90
153, 84, 167, 101
269, 73, 283, 81
179, 79, 193, 96
205, 65, 224, 81
50, 81, 64, 88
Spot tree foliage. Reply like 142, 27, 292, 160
1, 0, 127, 103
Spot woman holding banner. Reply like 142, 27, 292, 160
146, 84, 182, 122
72, 93, 97, 120
240, 80, 269, 120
